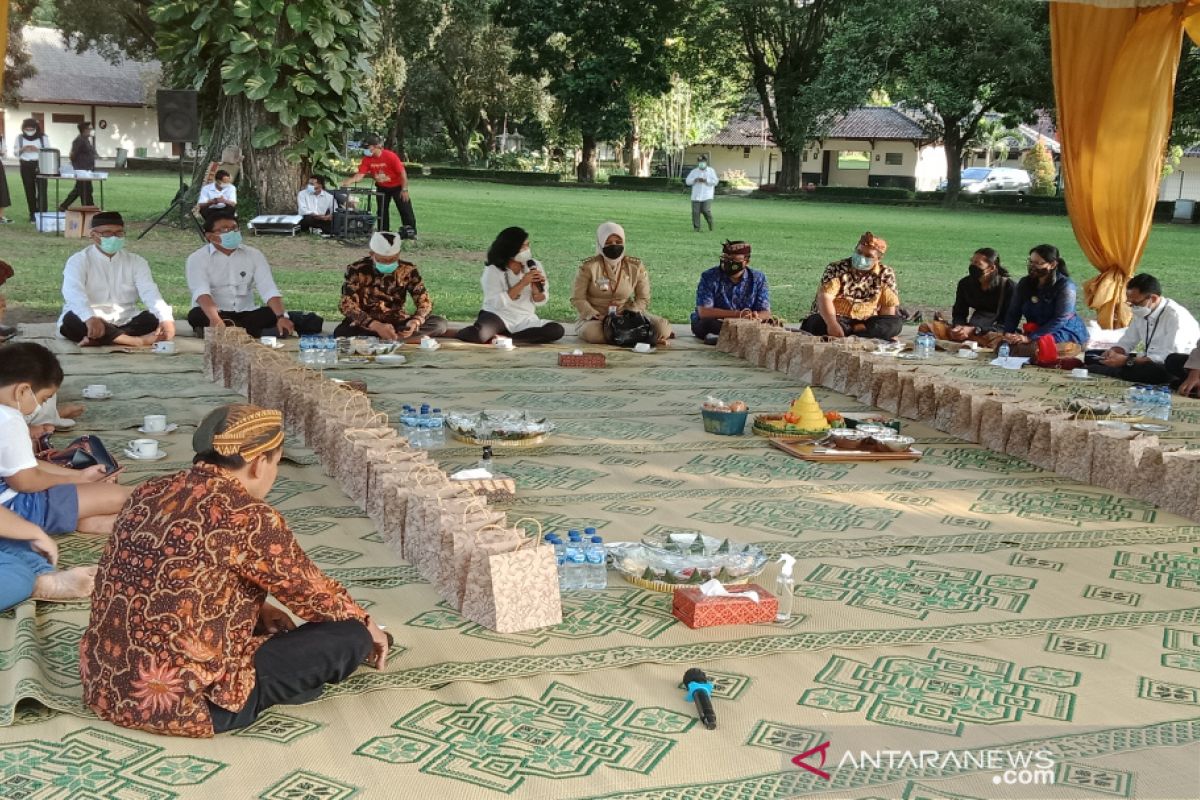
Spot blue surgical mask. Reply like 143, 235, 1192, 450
374, 260, 398, 275
219, 230, 243, 249
307, 184, 317, 194
363, 148, 373, 156
98, 236, 125, 255
851, 253, 873, 270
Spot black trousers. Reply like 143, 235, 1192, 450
691, 316, 724, 340
186, 306, 323, 338
299, 214, 332, 234
20, 160, 46, 220
60, 180, 94, 209
334, 315, 448, 339
375, 185, 416, 232
1083, 349, 1179, 384
60, 309, 159, 345
800, 313, 904, 340
208, 619, 373, 733
455, 310, 564, 345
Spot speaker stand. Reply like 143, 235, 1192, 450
138, 151, 205, 242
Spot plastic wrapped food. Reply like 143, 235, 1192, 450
606, 532, 768, 590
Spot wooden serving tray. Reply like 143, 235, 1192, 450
769, 439, 923, 462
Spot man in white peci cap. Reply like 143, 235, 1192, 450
332, 232, 448, 342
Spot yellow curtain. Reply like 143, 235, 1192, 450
1050, 0, 1198, 329
0, 1, 9, 93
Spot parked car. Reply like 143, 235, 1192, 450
939, 167, 1032, 194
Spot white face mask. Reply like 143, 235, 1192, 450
1130, 303, 1152, 320
21, 387, 44, 423
514, 248, 532, 265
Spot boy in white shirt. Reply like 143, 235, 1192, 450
198, 170, 238, 223
0, 343, 130, 607
58, 211, 176, 347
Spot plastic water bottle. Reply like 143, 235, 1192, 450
585, 536, 607, 590
547, 535, 566, 589
997, 342, 1011, 360
1156, 386, 1172, 421
418, 404, 431, 429
323, 336, 338, 366
424, 408, 444, 448
562, 531, 585, 590
299, 335, 317, 365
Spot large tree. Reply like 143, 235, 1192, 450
1171, 39, 1200, 150
151, 0, 379, 212
495, 0, 678, 182
1, 2, 39, 105
727, 0, 846, 191
824, 0, 1052, 204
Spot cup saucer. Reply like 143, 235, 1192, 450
124, 448, 168, 461
82, 392, 112, 400
137, 423, 178, 435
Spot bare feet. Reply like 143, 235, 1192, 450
59, 403, 86, 419
31, 566, 98, 602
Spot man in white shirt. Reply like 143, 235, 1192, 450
186, 216, 321, 338
58, 211, 176, 347
684, 155, 718, 232
1086, 273, 1200, 384
297, 175, 336, 235
198, 170, 238, 223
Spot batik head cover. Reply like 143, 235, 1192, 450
194, 404, 285, 461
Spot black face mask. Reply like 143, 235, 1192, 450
1028, 265, 1053, 280
602, 244, 624, 260
968, 264, 985, 279
720, 259, 745, 276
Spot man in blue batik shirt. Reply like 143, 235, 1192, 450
691, 240, 771, 343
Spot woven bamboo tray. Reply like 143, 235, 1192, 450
448, 429, 550, 448
617, 569, 767, 594
751, 414, 829, 441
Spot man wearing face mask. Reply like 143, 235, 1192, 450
185, 215, 322, 339
691, 240, 772, 343
340, 136, 416, 237
60, 122, 99, 210
14, 118, 50, 223
1084, 273, 1200, 384
58, 212, 176, 347
801, 231, 903, 340
297, 175, 335, 235
198, 170, 238, 224
333, 232, 447, 342
685, 155, 718, 232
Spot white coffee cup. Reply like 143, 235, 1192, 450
153, 341, 176, 354
143, 414, 167, 433
957, 348, 978, 359
493, 336, 513, 349
83, 384, 108, 398
130, 438, 160, 458
1071, 368, 1089, 379
419, 337, 437, 350
634, 342, 652, 353
260, 335, 277, 348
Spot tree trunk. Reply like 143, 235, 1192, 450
578, 134, 598, 182
639, 147, 655, 178
779, 147, 802, 192
942, 120, 965, 206
627, 120, 645, 177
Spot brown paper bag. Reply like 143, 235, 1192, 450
1089, 431, 1159, 492
460, 537, 562, 633
436, 505, 510, 609
931, 383, 961, 433
977, 397, 1011, 452
1160, 450, 1200, 519
784, 337, 815, 384
1129, 445, 1186, 510
810, 345, 839, 387
1026, 412, 1073, 471
896, 373, 922, 420
1052, 421, 1100, 483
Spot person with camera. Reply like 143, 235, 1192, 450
456, 226, 564, 345
570, 222, 672, 346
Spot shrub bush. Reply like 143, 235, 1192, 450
426, 167, 560, 184
813, 186, 914, 200
608, 175, 685, 190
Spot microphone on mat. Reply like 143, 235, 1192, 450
683, 667, 717, 730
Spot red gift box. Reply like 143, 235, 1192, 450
671, 584, 778, 628
558, 352, 606, 368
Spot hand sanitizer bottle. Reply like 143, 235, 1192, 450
775, 554, 796, 622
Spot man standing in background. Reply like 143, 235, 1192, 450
60, 122, 98, 210
341, 136, 417, 238
685, 154, 718, 233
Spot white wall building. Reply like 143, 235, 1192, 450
1159, 145, 1200, 202
685, 108, 948, 190
3, 27, 167, 161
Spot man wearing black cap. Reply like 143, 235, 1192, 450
691, 240, 772, 343
58, 211, 176, 347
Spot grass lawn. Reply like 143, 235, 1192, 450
2, 170, 1197, 326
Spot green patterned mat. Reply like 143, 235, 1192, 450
3, 327, 1200, 798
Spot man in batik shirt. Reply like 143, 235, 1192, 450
80, 404, 389, 737
800, 231, 903, 340
333, 231, 448, 342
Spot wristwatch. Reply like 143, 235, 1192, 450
277, 312, 289, 320
1125, 354, 1137, 367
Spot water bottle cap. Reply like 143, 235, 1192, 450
584, 527, 597, 535
591, 536, 603, 543
433, 407, 441, 412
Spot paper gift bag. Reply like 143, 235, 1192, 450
810, 345, 839, 386
715, 318, 747, 355
1052, 421, 1100, 483
1160, 450, 1200, 520
761, 330, 790, 371
1089, 430, 1159, 492
949, 390, 998, 443
1001, 404, 1044, 461
436, 507, 511, 610
931, 383, 961, 433
229, 347, 253, 397
826, 349, 856, 396
742, 323, 772, 366
855, 359, 877, 406
366, 454, 429, 527
203, 329, 220, 382
978, 397, 1012, 452
784, 337, 815, 384
461, 538, 562, 633
405, 482, 465, 579
873, 369, 904, 414
1027, 412, 1074, 471
338, 429, 402, 504
1130, 445, 1186, 510
896, 373, 922, 420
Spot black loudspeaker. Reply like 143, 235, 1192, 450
156, 89, 199, 143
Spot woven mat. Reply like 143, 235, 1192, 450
3, 328, 1199, 798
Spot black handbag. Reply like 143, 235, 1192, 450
602, 310, 657, 348
39, 434, 120, 474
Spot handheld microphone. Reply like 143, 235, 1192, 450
683, 667, 717, 730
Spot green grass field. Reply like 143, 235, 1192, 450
2, 170, 1197, 326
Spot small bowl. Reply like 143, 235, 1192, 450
854, 424, 891, 437
873, 434, 915, 452
828, 429, 869, 450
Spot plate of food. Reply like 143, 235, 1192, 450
607, 532, 768, 592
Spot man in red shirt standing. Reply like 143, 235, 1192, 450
341, 135, 417, 237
